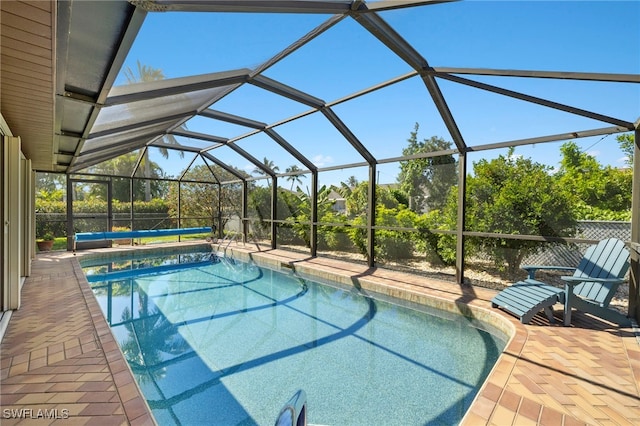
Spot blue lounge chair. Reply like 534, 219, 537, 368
491, 238, 630, 326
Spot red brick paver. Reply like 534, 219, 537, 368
0, 252, 155, 425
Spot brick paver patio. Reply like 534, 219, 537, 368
0, 252, 155, 425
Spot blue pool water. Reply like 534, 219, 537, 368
81, 250, 507, 426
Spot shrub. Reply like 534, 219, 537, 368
348, 206, 415, 261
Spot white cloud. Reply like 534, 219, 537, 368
312, 154, 334, 167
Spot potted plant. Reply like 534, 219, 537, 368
36, 232, 55, 252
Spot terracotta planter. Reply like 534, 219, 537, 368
37, 240, 54, 251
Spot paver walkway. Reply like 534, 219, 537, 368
0, 252, 154, 425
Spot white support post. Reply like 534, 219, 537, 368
2, 136, 22, 310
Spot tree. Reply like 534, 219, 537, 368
616, 133, 635, 166
350, 205, 416, 261
247, 185, 272, 239
397, 124, 457, 212
86, 152, 166, 201
345, 176, 359, 189
166, 164, 246, 231
35, 173, 65, 205
463, 148, 577, 273
253, 157, 279, 176
119, 281, 189, 385
252, 157, 279, 189
285, 165, 306, 190
283, 185, 335, 247
35, 172, 65, 194
123, 60, 165, 83
123, 60, 183, 200
556, 141, 632, 219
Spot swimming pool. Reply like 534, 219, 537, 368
81, 249, 507, 425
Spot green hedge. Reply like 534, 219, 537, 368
36, 199, 170, 237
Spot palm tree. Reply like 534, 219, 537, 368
285, 165, 306, 190
252, 157, 279, 176
253, 157, 280, 188
119, 285, 190, 385
124, 60, 184, 200
123, 60, 165, 83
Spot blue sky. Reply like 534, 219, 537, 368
113, 1, 640, 184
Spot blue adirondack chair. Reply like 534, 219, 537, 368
491, 238, 630, 326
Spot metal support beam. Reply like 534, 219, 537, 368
310, 171, 318, 257
321, 108, 377, 164
438, 73, 635, 129
366, 0, 458, 12
217, 183, 223, 240
177, 182, 182, 230
66, 177, 74, 251
65, 4, 147, 170
428, 67, 640, 83
468, 125, 632, 153
200, 109, 266, 129
176, 129, 227, 146
455, 153, 467, 284
353, 11, 426, 70
135, 0, 353, 13
88, 112, 190, 139
130, 178, 135, 231
242, 181, 249, 243
201, 152, 246, 181
107, 180, 113, 233
253, 14, 345, 76
104, 70, 250, 106
271, 176, 278, 249
421, 75, 468, 152
352, 10, 467, 152
131, 146, 148, 179
368, 164, 377, 268
265, 129, 317, 172
227, 142, 275, 177
20, 161, 33, 277
250, 75, 325, 109
629, 125, 640, 322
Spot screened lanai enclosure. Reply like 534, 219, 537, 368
18, 1, 639, 316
